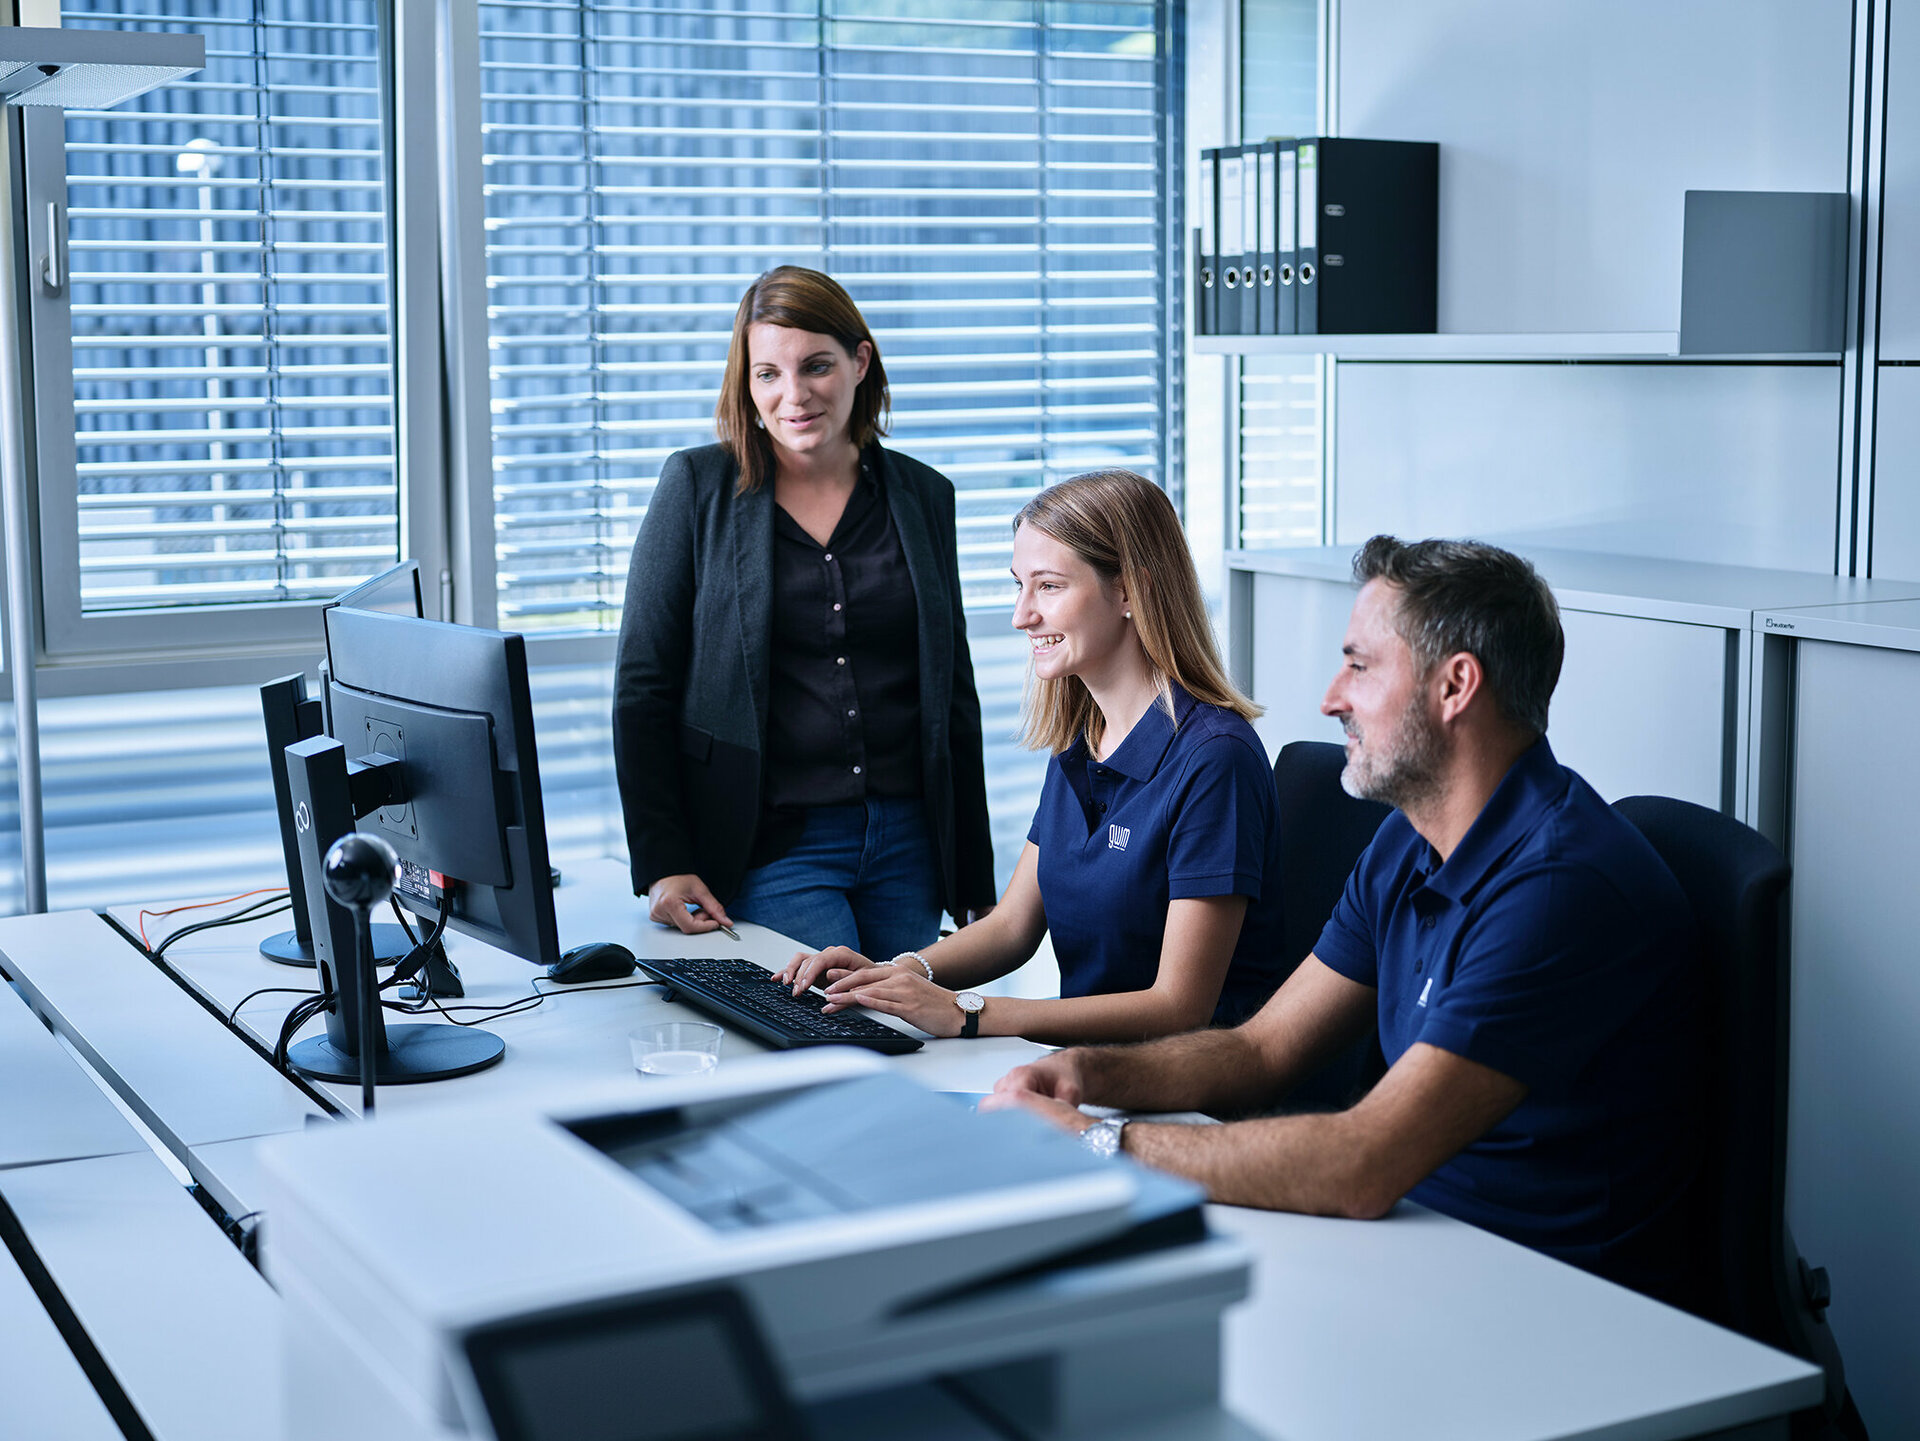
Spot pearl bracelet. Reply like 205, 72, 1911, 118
888, 950, 935, 981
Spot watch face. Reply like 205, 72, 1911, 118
956, 991, 985, 1014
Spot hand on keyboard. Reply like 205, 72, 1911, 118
773, 944, 876, 996
634, 958, 923, 1055
822, 965, 967, 1039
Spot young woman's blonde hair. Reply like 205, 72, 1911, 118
714, 266, 890, 495
1016, 469, 1259, 754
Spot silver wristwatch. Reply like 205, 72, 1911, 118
1081, 1116, 1128, 1159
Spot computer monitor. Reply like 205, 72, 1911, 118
322, 604, 560, 967
279, 605, 561, 1084
259, 560, 426, 967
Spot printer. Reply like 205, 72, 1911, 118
257, 1049, 1260, 1441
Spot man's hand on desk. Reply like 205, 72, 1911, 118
988, 1050, 1087, 1107
978, 1087, 1096, 1136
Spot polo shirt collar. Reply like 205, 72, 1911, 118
1419, 736, 1570, 903
1096, 682, 1198, 781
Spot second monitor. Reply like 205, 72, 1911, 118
281, 605, 561, 1084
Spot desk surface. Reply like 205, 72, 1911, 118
0, 978, 147, 1169
0, 1230, 122, 1441
0, 860, 1826, 1441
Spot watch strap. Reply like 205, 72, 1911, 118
961, 1002, 981, 1040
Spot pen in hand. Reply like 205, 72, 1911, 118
685, 902, 740, 942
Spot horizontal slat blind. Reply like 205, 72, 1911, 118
0, 670, 628, 917
480, 0, 1172, 631
1235, 0, 1321, 550
59, 0, 400, 611
1237, 357, 1321, 546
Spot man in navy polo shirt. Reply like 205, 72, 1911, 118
990, 536, 1702, 1303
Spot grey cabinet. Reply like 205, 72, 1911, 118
1227, 546, 1920, 836
1749, 600, 1920, 1436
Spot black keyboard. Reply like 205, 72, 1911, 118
637, 957, 924, 1056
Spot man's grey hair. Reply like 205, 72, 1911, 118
1352, 536, 1564, 737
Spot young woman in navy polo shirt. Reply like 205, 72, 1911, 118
776, 469, 1285, 1044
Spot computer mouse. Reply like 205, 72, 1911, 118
546, 940, 638, 984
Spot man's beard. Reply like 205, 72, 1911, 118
1340, 700, 1445, 811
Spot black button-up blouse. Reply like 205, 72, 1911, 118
756, 462, 922, 859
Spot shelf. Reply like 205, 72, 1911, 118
1193, 333, 1841, 362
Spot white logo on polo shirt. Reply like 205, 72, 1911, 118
1108, 824, 1131, 851
1416, 977, 1433, 1007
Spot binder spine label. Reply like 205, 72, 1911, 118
1197, 151, 1216, 334
1257, 145, 1277, 335
1297, 144, 1318, 251
1279, 150, 1297, 258
1219, 150, 1245, 332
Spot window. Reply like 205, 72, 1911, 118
33, 0, 400, 655
479, 0, 1179, 632
1234, 0, 1321, 547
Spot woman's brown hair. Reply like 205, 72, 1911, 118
1016, 469, 1260, 755
714, 266, 890, 493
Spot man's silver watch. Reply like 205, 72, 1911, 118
1081, 1116, 1128, 1159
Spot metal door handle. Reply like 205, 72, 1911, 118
41, 201, 64, 294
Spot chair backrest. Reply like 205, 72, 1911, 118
1612, 796, 1795, 1343
1273, 740, 1392, 969
1272, 741, 1391, 1106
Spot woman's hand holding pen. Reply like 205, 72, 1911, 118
648, 874, 735, 936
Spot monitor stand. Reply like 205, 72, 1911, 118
287, 1023, 502, 1085
259, 923, 414, 968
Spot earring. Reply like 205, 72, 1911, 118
754, 416, 766, 430
1124, 609, 1132, 619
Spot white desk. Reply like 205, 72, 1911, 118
0, 909, 328, 1152
0, 1150, 283, 1441
0, 1236, 122, 1441
0, 860, 1825, 1441
0, 979, 147, 1169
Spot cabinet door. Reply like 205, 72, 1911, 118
1785, 639, 1920, 1436
1549, 610, 1731, 809
1882, 0, 1920, 358
1244, 572, 1354, 759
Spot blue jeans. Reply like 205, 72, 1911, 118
730, 797, 942, 959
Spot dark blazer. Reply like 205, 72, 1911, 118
613, 441, 996, 920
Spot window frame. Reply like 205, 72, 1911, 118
18, 0, 453, 674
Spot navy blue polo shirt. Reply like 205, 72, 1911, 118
1028, 686, 1284, 1026
1314, 739, 1701, 1300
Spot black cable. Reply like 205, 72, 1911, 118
380, 887, 453, 993
399, 975, 666, 1027
228, 984, 318, 1025
274, 992, 334, 1072
150, 895, 294, 961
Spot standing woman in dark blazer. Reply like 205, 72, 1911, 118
614, 266, 995, 955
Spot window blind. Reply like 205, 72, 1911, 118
59, 0, 399, 612
1235, 0, 1321, 550
479, 0, 1175, 631
1237, 357, 1321, 547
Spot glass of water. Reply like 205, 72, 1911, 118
630, 1020, 724, 1077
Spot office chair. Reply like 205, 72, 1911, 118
1615, 796, 1867, 1441
1270, 741, 1391, 1108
